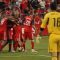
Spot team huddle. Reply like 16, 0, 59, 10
0, 10, 41, 53
0, 1, 60, 60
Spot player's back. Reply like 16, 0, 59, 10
41, 11, 60, 34
47, 11, 60, 34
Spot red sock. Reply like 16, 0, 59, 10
31, 41, 34, 49
22, 42, 25, 50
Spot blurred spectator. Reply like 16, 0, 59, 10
3, 0, 10, 6
45, 0, 51, 10
39, 0, 46, 9
57, 4, 60, 12
30, 0, 39, 9
20, 0, 29, 14
5, 8, 12, 16
0, 11, 2, 21
0, 1, 6, 11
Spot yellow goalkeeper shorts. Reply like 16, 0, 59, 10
48, 34, 60, 53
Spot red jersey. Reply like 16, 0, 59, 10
24, 16, 32, 32
34, 15, 41, 27
0, 17, 7, 40
0, 17, 7, 33
20, 1, 28, 10
3, 0, 10, 4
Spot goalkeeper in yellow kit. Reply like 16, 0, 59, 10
40, 2, 60, 60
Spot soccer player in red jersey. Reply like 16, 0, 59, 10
13, 24, 23, 52
0, 15, 8, 52
34, 13, 42, 43
22, 14, 37, 52
0, 10, 16, 52
12, 9, 23, 52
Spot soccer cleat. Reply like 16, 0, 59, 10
18, 47, 22, 52
31, 49, 38, 53
11, 50, 16, 53
22, 48, 27, 52
22, 48, 25, 52
22, 48, 26, 52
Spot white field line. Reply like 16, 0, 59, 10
0, 55, 51, 58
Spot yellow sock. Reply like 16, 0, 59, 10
52, 56, 57, 60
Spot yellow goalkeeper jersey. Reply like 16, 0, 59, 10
41, 11, 60, 34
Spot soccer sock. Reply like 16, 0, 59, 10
52, 56, 57, 60
18, 43, 20, 48
31, 41, 34, 49
36, 34, 40, 44
22, 42, 25, 50
36, 37, 40, 43
9, 40, 12, 52
9, 44, 11, 51
13, 41, 18, 51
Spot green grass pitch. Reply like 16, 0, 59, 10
0, 36, 51, 60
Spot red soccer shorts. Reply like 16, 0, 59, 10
22, 25, 34, 40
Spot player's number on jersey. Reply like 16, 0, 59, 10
54, 18, 60, 27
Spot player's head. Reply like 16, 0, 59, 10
50, 2, 57, 10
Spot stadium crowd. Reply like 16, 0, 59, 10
0, 0, 59, 53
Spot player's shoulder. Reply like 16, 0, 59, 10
55, 12, 60, 16
57, 12, 60, 15
45, 11, 60, 17
55, 11, 60, 14
44, 12, 51, 18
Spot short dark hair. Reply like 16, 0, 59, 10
50, 2, 57, 10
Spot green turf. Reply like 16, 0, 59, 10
0, 36, 51, 60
